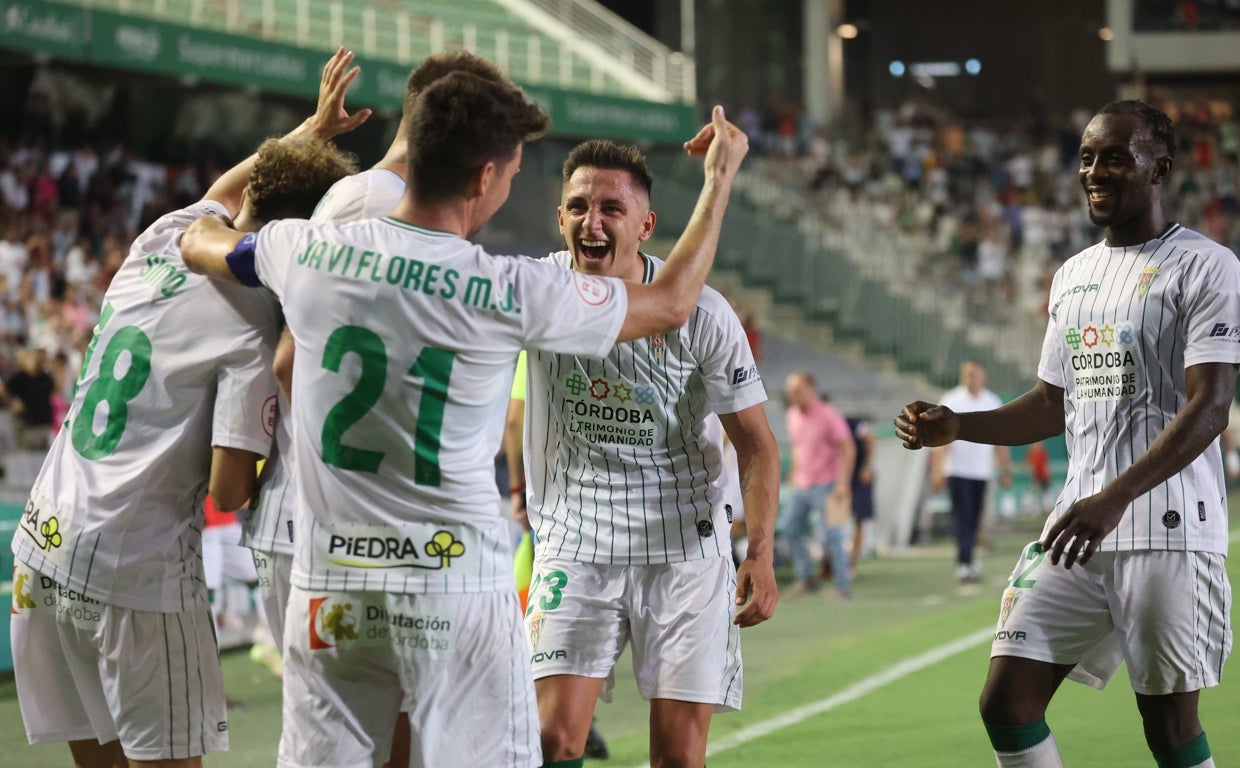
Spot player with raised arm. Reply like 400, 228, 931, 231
8, 48, 364, 768
180, 70, 749, 768
520, 139, 781, 768
896, 100, 1237, 768
245, 50, 509, 768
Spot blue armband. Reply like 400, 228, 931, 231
225, 232, 262, 287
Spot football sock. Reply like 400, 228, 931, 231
1153, 731, 1213, 768
986, 720, 1063, 768
542, 760, 584, 768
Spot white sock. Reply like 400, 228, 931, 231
995, 733, 1063, 768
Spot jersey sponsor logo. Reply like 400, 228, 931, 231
531, 649, 568, 663
589, 378, 610, 401
731, 364, 761, 387
565, 397, 657, 446
139, 253, 188, 298
1064, 322, 1133, 352
1208, 322, 1240, 342
573, 272, 612, 306
19, 496, 64, 552
261, 395, 278, 439
1162, 510, 1182, 529
994, 630, 1027, 641
1068, 333, 1139, 402
309, 596, 358, 649
316, 524, 473, 573
1136, 266, 1158, 297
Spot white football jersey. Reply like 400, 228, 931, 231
525, 252, 767, 564
242, 169, 408, 556
1038, 224, 1240, 553
13, 201, 280, 612
239, 217, 627, 594
310, 168, 405, 223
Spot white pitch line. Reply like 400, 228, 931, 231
628, 526, 1240, 767
629, 626, 996, 768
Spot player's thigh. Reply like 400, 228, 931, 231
279, 587, 402, 768
629, 558, 743, 713
1111, 550, 1232, 695
392, 591, 541, 768
10, 565, 102, 745
107, 603, 229, 761
526, 558, 628, 687
990, 542, 1122, 688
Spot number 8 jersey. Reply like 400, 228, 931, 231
12, 201, 282, 613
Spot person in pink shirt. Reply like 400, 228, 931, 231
785, 372, 855, 597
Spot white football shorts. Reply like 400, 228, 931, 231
524, 555, 743, 712
278, 586, 540, 768
990, 541, 1232, 695
10, 563, 228, 760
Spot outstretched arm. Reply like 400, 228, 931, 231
616, 106, 748, 342
1043, 361, 1237, 569
895, 378, 1065, 449
721, 404, 781, 627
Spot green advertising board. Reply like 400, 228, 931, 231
0, 1, 699, 144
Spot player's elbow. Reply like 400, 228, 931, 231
209, 446, 262, 512
209, 481, 253, 513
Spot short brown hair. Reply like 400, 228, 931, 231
406, 71, 549, 205
562, 140, 653, 198
406, 51, 504, 100
247, 137, 358, 222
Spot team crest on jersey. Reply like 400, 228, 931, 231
1162, 510, 1182, 530
999, 588, 1020, 628
696, 519, 714, 538
309, 596, 358, 649
1136, 266, 1158, 297
648, 333, 666, 365
528, 612, 545, 651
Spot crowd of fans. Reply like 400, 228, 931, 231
763, 92, 1240, 323
0, 136, 224, 454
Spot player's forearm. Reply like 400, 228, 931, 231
1105, 363, 1235, 504
181, 216, 246, 281
503, 398, 526, 491
735, 441, 780, 563
617, 180, 733, 341
956, 380, 1065, 446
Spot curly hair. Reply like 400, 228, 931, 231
246, 137, 358, 223
562, 140, 654, 198
406, 71, 549, 205
1098, 100, 1177, 159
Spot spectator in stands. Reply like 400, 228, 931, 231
2, 346, 55, 450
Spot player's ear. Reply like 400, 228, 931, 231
556, 205, 566, 236
1151, 155, 1172, 186
639, 210, 656, 242
470, 161, 494, 200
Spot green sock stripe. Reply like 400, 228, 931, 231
985, 719, 1052, 753
1154, 732, 1211, 768
543, 760, 585, 768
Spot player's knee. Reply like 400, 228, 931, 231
539, 721, 586, 762
978, 680, 1040, 726
650, 744, 703, 768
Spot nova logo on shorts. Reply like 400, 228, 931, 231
326, 530, 466, 570
531, 649, 567, 663
309, 596, 358, 650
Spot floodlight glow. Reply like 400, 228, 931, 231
965, 58, 982, 75
838, 23, 859, 39
1099, 27, 1114, 41
889, 60, 906, 77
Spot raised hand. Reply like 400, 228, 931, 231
684, 105, 749, 186
894, 401, 959, 449
305, 47, 373, 140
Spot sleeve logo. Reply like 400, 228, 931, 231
262, 395, 279, 438
731, 364, 761, 387
573, 273, 611, 306
1209, 323, 1240, 342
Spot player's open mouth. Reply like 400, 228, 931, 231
1087, 188, 1114, 203
579, 239, 611, 260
